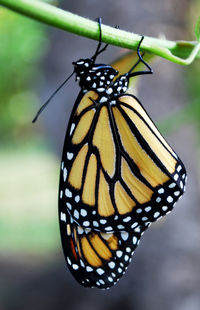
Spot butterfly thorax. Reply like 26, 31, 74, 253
73, 59, 129, 102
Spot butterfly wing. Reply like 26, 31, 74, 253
110, 94, 186, 225
59, 204, 146, 289
59, 92, 186, 232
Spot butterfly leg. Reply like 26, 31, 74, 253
127, 36, 153, 78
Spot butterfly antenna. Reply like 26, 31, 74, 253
32, 71, 74, 123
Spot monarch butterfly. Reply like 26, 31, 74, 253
34, 19, 186, 289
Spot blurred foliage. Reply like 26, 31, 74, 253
0, 5, 58, 253
158, 61, 200, 138
0, 146, 59, 253
158, 3, 200, 140
186, 0, 200, 138
0, 7, 48, 142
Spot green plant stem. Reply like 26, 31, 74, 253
0, 0, 200, 65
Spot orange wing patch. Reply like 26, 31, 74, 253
72, 109, 95, 144
120, 104, 177, 174
81, 236, 102, 267
76, 91, 98, 116
98, 170, 115, 217
112, 106, 169, 187
89, 233, 113, 260
105, 233, 118, 250
121, 159, 153, 204
82, 154, 97, 206
93, 106, 116, 177
68, 144, 88, 189
119, 96, 175, 156
114, 181, 136, 214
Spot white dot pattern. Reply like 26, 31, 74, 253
58, 56, 187, 290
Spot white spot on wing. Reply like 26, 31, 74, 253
167, 196, 173, 203
63, 167, 67, 182
174, 174, 179, 181
60, 212, 66, 222
105, 226, 113, 231
177, 165, 182, 172
156, 197, 161, 203
142, 217, 148, 221
108, 262, 115, 269
70, 123, 75, 136
65, 189, 72, 198
106, 88, 113, 95
116, 250, 123, 258
86, 266, 93, 272
74, 210, 79, 219
131, 222, 138, 229
134, 226, 141, 233
80, 209, 87, 217
93, 221, 99, 227
77, 226, 84, 234
154, 211, 160, 218
121, 232, 129, 241
100, 219, 107, 224
132, 236, 137, 245
67, 152, 74, 160
75, 195, 80, 203
100, 96, 107, 103
66, 202, 72, 210
97, 268, 104, 275
72, 264, 79, 270
117, 224, 125, 229
67, 257, 71, 265
123, 216, 131, 222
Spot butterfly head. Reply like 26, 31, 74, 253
72, 58, 119, 93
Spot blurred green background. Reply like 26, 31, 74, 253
0, 6, 59, 254
0, 0, 200, 310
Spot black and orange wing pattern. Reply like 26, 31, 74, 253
59, 208, 146, 289
59, 91, 186, 232
58, 34, 186, 289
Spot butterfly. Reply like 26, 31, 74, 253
38, 18, 186, 289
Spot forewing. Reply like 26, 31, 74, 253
60, 90, 118, 231
59, 92, 186, 232
110, 94, 186, 227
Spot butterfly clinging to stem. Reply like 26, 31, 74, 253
33, 18, 187, 289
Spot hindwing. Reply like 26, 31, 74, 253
59, 206, 146, 289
